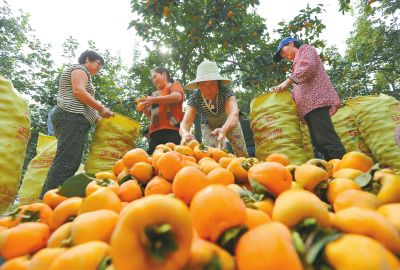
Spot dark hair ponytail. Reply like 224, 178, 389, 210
152, 67, 174, 83
78, 50, 105, 65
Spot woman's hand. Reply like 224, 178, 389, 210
211, 128, 226, 147
99, 106, 113, 118
272, 78, 293, 93
143, 96, 156, 107
181, 132, 196, 145
95, 115, 102, 125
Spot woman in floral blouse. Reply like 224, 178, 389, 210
272, 37, 346, 161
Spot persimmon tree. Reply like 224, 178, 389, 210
1, 0, 143, 166
129, 0, 267, 84
128, 0, 328, 113
328, 0, 399, 99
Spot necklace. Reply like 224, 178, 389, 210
201, 92, 218, 115
207, 99, 215, 110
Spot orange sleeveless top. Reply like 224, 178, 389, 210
149, 81, 184, 134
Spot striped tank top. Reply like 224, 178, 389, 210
187, 86, 235, 129
57, 64, 98, 125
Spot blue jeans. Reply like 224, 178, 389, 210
40, 106, 90, 197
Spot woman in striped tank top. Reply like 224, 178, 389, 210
180, 59, 248, 157
40, 50, 113, 197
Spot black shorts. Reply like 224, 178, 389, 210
148, 129, 181, 154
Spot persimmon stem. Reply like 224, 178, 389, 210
144, 223, 178, 262
217, 225, 248, 255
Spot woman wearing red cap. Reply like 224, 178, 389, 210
272, 37, 346, 161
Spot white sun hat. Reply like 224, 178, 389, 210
185, 59, 231, 90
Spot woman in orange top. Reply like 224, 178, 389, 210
139, 67, 184, 154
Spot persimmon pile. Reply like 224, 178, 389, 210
0, 142, 399, 270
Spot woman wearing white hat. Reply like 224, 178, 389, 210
180, 59, 248, 157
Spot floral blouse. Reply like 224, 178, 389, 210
289, 44, 341, 119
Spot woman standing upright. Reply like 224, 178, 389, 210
180, 59, 248, 157
40, 50, 113, 197
272, 37, 346, 161
138, 67, 184, 154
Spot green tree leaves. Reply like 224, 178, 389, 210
127, 0, 332, 115
328, 0, 399, 100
